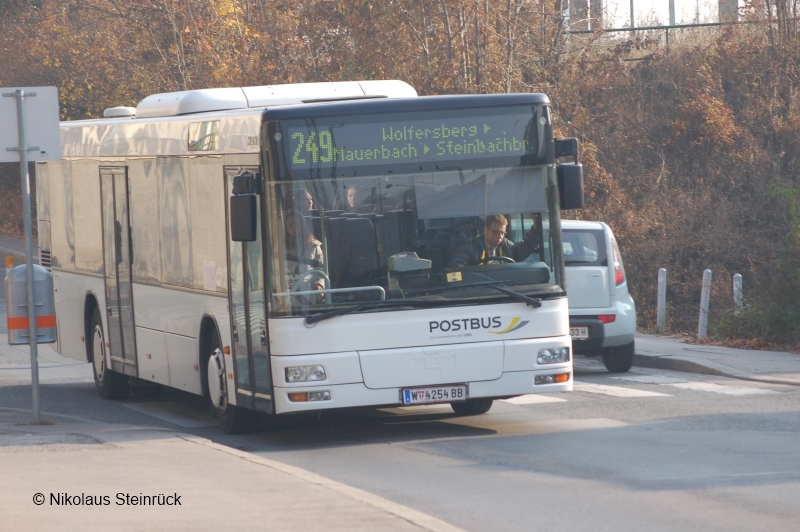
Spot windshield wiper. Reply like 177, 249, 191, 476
405, 280, 542, 308
487, 284, 543, 308
304, 298, 435, 325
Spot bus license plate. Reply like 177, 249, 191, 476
570, 327, 589, 340
402, 385, 467, 405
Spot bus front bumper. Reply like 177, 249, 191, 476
272, 368, 573, 414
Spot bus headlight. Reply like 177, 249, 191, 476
537, 347, 570, 365
285, 365, 327, 383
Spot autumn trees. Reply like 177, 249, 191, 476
0, 1, 798, 342
0, 1, 578, 117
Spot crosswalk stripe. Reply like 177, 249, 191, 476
611, 375, 687, 384
501, 394, 567, 405
612, 375, 778, 395
573, 382, 671, 397
666, 382, 778, 395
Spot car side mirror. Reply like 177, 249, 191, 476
557, 163, 584, 210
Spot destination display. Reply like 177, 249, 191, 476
280, 106, 538, 175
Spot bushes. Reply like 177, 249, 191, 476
0, 2, 796, 344
714, 303, 800, 345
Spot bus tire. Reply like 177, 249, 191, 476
219, 403, 258, 435
450, 398, 493, 416
203, 329, 256, 435
89, 307, 128, 399
602, 341, 635, 373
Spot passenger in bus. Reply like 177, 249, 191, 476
344, 185, 359, 213
284, 209, 325, 293
287, 188, 314, 215
447, 214, 540, 269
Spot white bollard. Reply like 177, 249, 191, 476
657, 268, 667, 334
733, 273, 743, 315
698, 269, 712, 339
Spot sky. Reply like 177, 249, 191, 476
601, 0, 744, 28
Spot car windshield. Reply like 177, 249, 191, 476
264, 166, 562, 318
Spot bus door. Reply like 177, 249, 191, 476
100, 167, 137, 377
225, 167, 273, 413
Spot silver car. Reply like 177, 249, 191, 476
562, 220, 637, 372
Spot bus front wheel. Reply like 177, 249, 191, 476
203, 332, 257, 434
89, 307, 128, 399
450, 398, 493, 415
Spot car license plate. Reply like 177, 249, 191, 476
402, 385, 467, 405
570, 327, 589, 340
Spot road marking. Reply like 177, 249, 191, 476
573, 382, 671, 397
613, 374, 780, 395
666, 382, 778, 395
611, 375, 687, 384
388, 405, 454, 414
443, 416, 628, 436
121, 402, 217, 427
501, 394, 567, 405
385, 394, 566, 414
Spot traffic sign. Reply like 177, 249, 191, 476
0, 86, 60, 162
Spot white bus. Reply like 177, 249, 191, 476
36, 80, 585, 432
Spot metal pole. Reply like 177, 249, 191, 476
733, 273, 743, 315
657, 268, 667, 334
630, 0, 635, 29
667, 0, 675, 50
8, 89, 41, 423
698, 269, 712, 339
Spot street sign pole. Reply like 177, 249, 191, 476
4, 89, 41, 423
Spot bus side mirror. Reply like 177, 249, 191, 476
230, 195, 257, 241
557, 163, 584, 210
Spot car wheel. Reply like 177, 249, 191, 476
602, 341, 635, 373
450, 398, 493, 415
89, 307, 128, 399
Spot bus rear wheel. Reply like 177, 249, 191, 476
204, 332, 257, 434
89, 307, 128, 399
450, 398, 493, 416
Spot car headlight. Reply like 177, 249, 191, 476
285, 365, 327, 383
537, 347, 570, 365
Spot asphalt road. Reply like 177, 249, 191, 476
1, 349, 797, 532
3, 260, 799, 531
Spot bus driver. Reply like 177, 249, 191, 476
447, 214, 540, 269
284, 209, 325, 294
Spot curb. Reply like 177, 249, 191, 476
0, 407, 466, 532
179, 435, 467, 532
633, 354, 800, 387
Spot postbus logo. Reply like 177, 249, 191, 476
488, 317, 530, 334
428, 316, 529, 335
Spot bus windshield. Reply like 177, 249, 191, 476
265, 165, 562, 318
